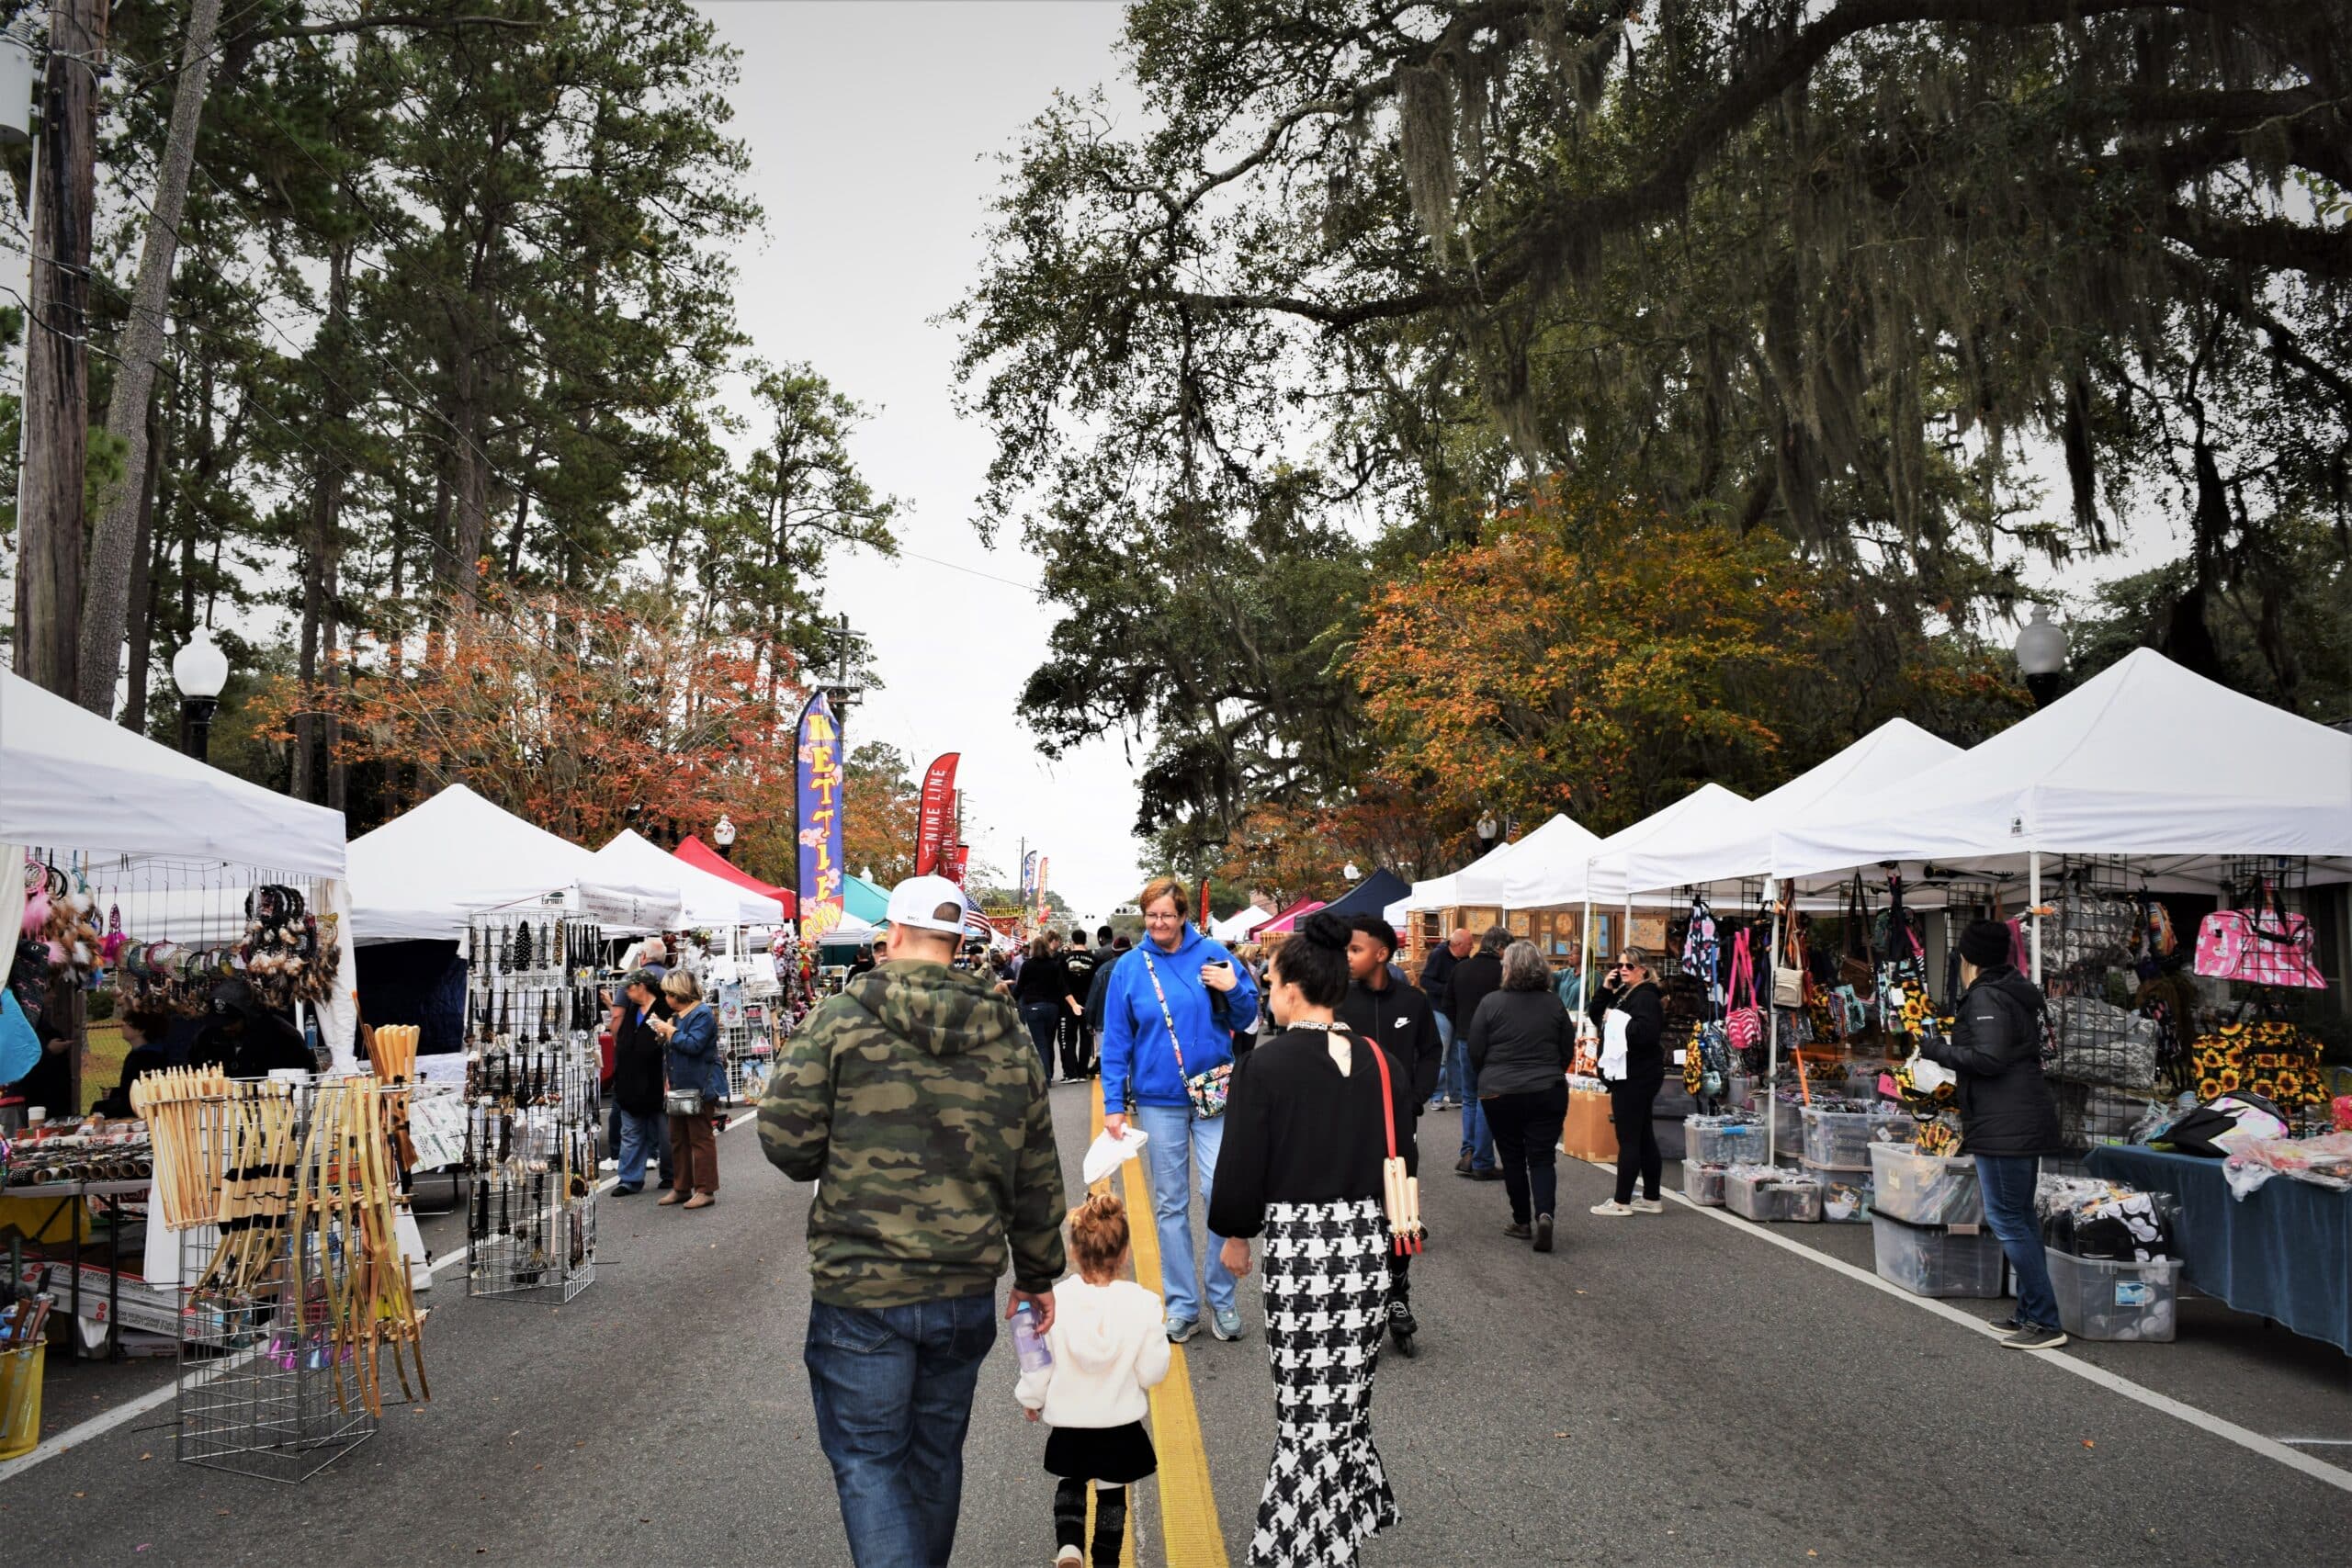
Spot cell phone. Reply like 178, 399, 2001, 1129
1204, 959, 1231, 970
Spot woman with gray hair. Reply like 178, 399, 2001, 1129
1464, 940, 1574, 1252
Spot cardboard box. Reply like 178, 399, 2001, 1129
1561, 1089, 1619, 1162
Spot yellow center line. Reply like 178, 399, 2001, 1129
1091, 1097, 1227, 1567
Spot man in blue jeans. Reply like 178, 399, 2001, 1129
1919, 919, 2069, 1349
1444, 927, 1509, 1179
761, 875, 1068, 1566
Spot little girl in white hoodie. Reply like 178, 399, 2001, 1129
1017, 1191, 1171, 1566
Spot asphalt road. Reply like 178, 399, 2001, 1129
4, 1083, 2348, 1566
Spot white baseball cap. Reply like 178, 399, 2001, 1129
886, 874, 969, 936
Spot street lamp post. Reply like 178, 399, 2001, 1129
2015, 604, 2070, 708
714, 814, 738, 861
1342, 862, 1361, 882
170, 630, 229, 762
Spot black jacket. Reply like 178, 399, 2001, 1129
1085, 950, 1127, 1034
1445, 953, 1504, 1042
190, 1010, 314, 1078
1466, 988, 1572, 1098
1419, 946, 1463, 1020
1337, 976, 1444, 1161
1013, 953, 1072, 1008
611, 995, 673, 1118
1920, 966, 2064, 1156
1589, 978, 1666, 1087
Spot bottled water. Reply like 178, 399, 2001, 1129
1012, 1300, 1052, 1376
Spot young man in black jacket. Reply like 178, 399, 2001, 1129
1920, 919, 2068, 1349
1337, 914, 1443, 1355
1443, 928, 1510, 1179
1419, 928, 1472, 1110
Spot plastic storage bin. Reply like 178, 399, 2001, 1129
1804, 1159, 1871, 1223
1868, 1142, 1984, 1225
2046, 1250, 2181, 1342
1802, 1105, 1913, 1168
1684, 1115, 1767, 1168
1870, 1213, 2007, 1299
1724, 1166, 1822, 1224
0, 1343, 41, 1461
1683, 1161, 1727, 1206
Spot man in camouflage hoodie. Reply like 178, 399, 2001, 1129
761, 874, 1067, 1568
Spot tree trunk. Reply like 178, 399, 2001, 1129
76, 0, 220, 714
293, 234, 354, 804
11, 0, 106, 700
119, 394, 165, 732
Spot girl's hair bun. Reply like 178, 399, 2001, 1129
1298, 910, 1351, 953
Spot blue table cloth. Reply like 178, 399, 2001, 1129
2084, 1144, 2352, 1354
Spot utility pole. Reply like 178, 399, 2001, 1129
10, 0, 105, 699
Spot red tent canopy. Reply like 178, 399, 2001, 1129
674, 835, 797, 919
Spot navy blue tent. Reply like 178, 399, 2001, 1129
1317, 869, 1412, 923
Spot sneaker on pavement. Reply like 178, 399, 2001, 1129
2002, 1324, 2069, 1350
1211, 1306, 1246, 1342
1466, 1167, 1503, 1182
1165, 1315, 1199, 1344
1533, 1213, 1555, 1253
1455, 1154, 1474, 1174
1989, 1314, 2024, 1333
1630, 1197, 1666, 1213
1589, 1199, 1634, 1216
1502, 1220, 1532, 1241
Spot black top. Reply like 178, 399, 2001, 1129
1920, 966, 2064, 1156
1465, 988, 1572, 1097
611, 994, 674, 1118
1419, 946, 1462, 1019
1336, 976, 1443, 1134
1013, 952, 1072, 1007
189, 1010, 315, 1078
1445, 952, 1504, 1036
1208, 1027, 1390, 1241
1588, 978, 1666, 1086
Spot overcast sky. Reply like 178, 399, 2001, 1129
699, 1, 1148, 921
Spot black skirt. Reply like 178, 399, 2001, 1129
1044, 1419, 1157, 1484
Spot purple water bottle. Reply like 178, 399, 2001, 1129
1012, 1300, 1052, 1376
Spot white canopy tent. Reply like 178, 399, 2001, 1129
347, 784, 681, 942
593, 829, 785, 929
1454, 813, 1603, 907
1771, 649, 2352, 886
1, 670, 345, 876
1503, 784, 1751, 910
1615, 719, 1963, 899
1212, 905, 1274, 942
1, 669, 359, 1060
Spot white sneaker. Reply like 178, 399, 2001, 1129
1630, 1197, 1666, 1214
1589, 1200, 1634, 1217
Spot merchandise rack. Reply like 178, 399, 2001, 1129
461, 910, 602, 1303
2043, 857, 2160, 1149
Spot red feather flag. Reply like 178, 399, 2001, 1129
914, 753, 960, 875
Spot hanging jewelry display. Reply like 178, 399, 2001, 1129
462, 909, 599, 1303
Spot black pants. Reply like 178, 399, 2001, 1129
1385, 1126, 1419, 1308
1058, 1010, 1093, 1078
1054, 1478, 1125, 1566
1609, 1077, 1664, 1203
1484, 1082, 1568, 1224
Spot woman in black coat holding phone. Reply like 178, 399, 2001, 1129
1587, 947, 1667, 1216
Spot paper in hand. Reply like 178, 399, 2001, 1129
1083, 1124, 1149, 1187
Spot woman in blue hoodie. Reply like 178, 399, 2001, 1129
1099, 875, 1260, 1345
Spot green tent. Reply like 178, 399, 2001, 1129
842, 874, 889, 926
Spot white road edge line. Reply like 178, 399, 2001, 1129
0, 1108, 759, 1484
1577, 1157, 2352, 1497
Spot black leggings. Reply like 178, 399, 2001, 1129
1054, 1478, 1125, 1565
1485, 1082, 1569, 1223
1610, 1077, 1663, 1203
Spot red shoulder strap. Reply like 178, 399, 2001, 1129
1357, 1027, 1399, 1160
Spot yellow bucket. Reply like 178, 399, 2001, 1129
0, 1341, 44, 1461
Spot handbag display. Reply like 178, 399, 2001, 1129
1875, 872, 1928, 1038
1773, 922, 1806, 1010
1138, 949, 1230, 1118
1361, 1025, 1424, 1257
1724, 929, 1764, 1057
2194, 884, 2327, 989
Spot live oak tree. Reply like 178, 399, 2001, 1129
958, 1, 2351, 850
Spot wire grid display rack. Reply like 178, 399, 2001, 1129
173, 1081, 412, 1483
2041, 858, 2165, 1150
2208, 856, 2343, 1117
462, 912, 601, 1303
715, 980, 780, 1103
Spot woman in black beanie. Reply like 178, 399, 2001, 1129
1918, 919, 2067, 1349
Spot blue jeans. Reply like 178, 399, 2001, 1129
1459, 1060, 1496, 1169
1975, 1155, 2059, 1330
1432, 1013, 1459, 1102
615, 1110, 666, 1188
804, 1293, 998, 1568
1134, 1100, 1235, 1324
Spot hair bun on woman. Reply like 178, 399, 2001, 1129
1298, 910, 1351, 953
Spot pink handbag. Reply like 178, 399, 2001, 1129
1724, 929, 1764, 1055
2195, 886, 2327, 989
